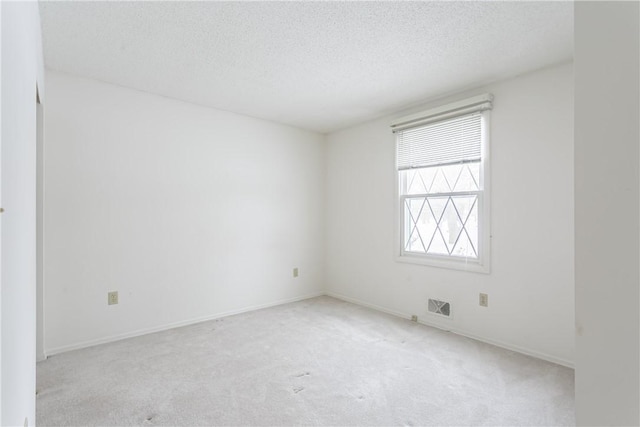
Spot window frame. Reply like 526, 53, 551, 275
393, 98, 491, 274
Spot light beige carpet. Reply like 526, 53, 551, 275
36, 296, 574, 426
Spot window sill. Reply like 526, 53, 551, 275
396, 253, 490, 274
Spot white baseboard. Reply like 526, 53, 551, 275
325, 291, 574, 369
45, 290, 574, 369
45, 291, 325, 356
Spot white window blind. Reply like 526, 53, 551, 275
396, 113, 481, 170
392, 94, 493, 171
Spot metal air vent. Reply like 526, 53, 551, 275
428, 299, 451, 317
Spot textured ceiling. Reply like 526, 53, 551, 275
40, 1, 573, 134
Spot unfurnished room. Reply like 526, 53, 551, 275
2, 1, 639, 426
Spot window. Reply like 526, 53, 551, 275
391, 94, 492, 272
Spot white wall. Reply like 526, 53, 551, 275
574, 2, 639, 425
36, 100, 45, 363
326, 63, 575, 366
1, 1, 45, 425
44, 71, 325, 354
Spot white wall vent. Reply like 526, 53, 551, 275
428, 299, 451, 317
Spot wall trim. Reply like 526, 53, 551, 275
326, 291, 574, 369
44, 291, 325, 356
45, 289, 574, 369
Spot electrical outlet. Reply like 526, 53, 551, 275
479, 293, 488, 307
293, 268, 299, 278
411, 314, 418, 322
108, 291, 118, 305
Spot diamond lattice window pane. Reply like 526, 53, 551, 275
406, 170, 428, 195
452, 230, 477, 257
405, 198, 426, 252
451, 195, 477, 224
468, 163, 480, 189
439, 197, 464, 254
402, 167, 481, 259
453, 163, 480, 192
426, 196, 448, 224
429, 168, 450, 194
466, 202, 479, 253
453, 197, 479, 258
427, 228, 449, 255
406, 232, 425, 252
417, 167, 437, 194
442, 165, 462, 193
416, 204, 437, 250
404, 197, 439, 253
402, 163, 481, 196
